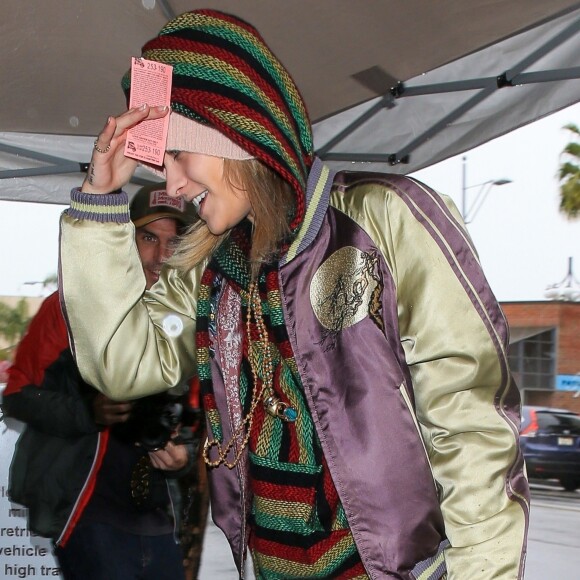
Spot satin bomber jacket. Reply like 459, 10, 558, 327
60, 159, 529, 579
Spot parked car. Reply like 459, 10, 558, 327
520, 405, 580, 491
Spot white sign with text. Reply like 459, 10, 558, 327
0, 389, 61, 578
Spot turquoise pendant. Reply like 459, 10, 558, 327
264, 395, 297, 422
283, 407, 298, 422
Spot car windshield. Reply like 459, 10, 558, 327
536, 412, 580, 435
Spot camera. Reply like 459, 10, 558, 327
115, 392, 201, 452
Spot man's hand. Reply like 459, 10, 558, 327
93, 393, 133, 426
148, 439, 188, 471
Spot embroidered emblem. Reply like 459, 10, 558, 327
310, 247, 383, 343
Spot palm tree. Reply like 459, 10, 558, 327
0, 273, 55, 361
0, 298, 31, 360
558, 123, 580, 218
42, 273, 58, 291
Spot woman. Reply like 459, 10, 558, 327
60, 9, 529, 579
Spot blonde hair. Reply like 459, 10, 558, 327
169, 159, 295, 279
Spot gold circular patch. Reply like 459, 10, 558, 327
309, 246, 378, 332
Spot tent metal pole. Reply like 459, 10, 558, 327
393, 15, 580, 163
0, 142, 87, 179
316, 94, 394, 156
503, 16, 580, 82
0, 166, 84, 179
322, 153, 393, 163
317, 14, 580, 165
392, 67, 580, 98
0, 142, 80, 167
381, 83, 493, 165
510, 67, 580, 85
398, 78, 494, 96
0, 142, 157, 186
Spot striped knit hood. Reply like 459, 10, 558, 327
122, 9, 314, 230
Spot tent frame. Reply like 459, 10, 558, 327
318, 14, 580, 166
1, 8, 579, 190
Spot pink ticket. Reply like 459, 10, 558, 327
124, 57, 173, 167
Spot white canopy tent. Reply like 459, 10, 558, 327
1, 0, 579, 205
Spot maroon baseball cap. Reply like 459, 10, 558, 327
130, 183, 197, 228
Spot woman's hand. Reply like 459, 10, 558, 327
82, 104, 169, 194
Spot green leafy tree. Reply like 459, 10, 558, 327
0, 298, 31, 361
558, 123, 580, 218
42, 273, 58, 291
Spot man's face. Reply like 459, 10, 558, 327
135, 217, 181, 289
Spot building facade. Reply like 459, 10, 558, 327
501, 301, 580, 413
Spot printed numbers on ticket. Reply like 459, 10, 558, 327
124, 57, 173, 167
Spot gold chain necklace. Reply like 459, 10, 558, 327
202, 280, 297, 470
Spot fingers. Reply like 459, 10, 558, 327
92, 108, 140, 154
93, 116, 116, 151
91, 104, 168, 155
105, 401, 133, 414
93, 394, 133, 425
114, 105, 168, 145
102, 411, 131, 425
149, 440, 188, 471
96, 394, 132, 413
110, 104, 169, 135
149, 448, 168, 469
81, 105, 169, 195
103, 400, 132, 424
145, 104, 170, 121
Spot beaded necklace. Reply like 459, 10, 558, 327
202, 280, 296, 469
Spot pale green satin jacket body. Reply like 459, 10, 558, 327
60, 161, 529, 579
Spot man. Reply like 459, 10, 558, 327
3, 183, 201, 580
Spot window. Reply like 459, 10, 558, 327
508, 329, 556, 390
535, 410, 580, 435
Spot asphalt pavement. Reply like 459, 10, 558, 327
524, 482, 580, 579
197, 482, 580, 579
198, 515, 253, 579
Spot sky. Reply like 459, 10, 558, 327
412, 102, 579, 302
0, 102, 578, 301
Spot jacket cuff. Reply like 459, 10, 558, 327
68, 187, 130, 223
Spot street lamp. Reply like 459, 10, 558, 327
544, 257, 580, 302
461, 156, 512, 223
